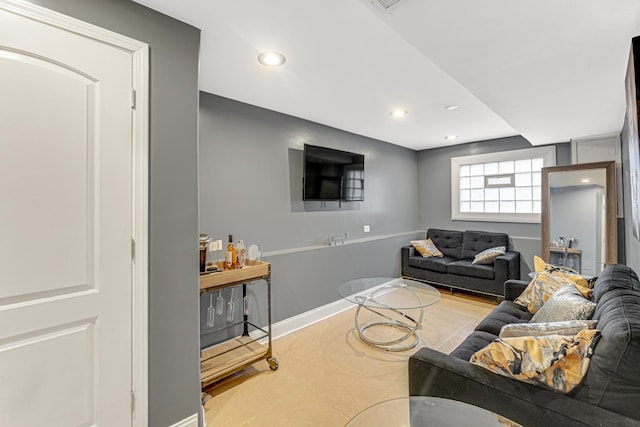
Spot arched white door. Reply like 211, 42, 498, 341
0, 3, 146, 426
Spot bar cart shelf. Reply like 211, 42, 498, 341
199, 261, 278, 389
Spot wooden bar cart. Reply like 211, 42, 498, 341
199, 261, 278, 389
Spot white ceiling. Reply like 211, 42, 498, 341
133, 0, 640, 151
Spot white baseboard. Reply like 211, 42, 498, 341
169, 413, 198, 427
251, 279, 397, 343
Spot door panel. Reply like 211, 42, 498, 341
0, 6, 134, 426
0, 53, 92, 299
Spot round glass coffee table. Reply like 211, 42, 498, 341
337, 277, 441, 352
346, 396, 521, 426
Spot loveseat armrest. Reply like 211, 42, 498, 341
504, 279, 529, 301
494, 250, 520, 284
408, 347, 639, 427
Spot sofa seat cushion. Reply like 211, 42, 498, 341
475, 301, 532, 335
447, 260, 495, 280
461, 230, 509, 260
408, 255, 457, 273
450, 330, 497, 361
427, 228, 463, 259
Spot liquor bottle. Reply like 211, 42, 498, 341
224, 234, 236, 270
236, 239, 246, 268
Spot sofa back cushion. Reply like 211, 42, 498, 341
426, 228, 463, 259
592, 263, 640, 302
461, 230, 509, 260
572, 264, 640, 420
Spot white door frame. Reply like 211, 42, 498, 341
0, 1, 150, 425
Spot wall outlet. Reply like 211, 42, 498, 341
364, 225, 371, 233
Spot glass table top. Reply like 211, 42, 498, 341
337, 277, 441, 310
346, 396, 521, 427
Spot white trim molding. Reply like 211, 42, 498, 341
451, 145, 556, 223
169, 413, 198, 427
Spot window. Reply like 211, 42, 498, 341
451, 146, 555, 223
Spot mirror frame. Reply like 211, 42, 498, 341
541, 161, 617, 268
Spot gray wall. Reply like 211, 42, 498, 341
27, 1, 201, 425
199, 93, 421, 325
621, 100, 640, 272
417, 136, 572, 276
550, 185, 604, 276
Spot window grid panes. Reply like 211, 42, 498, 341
459, 157, 543, 214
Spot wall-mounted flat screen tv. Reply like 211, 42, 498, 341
303, 144, 364, 201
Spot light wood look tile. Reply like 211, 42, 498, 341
203, 289, 497, 427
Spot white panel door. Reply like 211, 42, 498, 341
0, 6, 134, 427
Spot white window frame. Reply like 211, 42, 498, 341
451, 146, 556, 223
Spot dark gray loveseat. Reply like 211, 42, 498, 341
402, 228, 521, 297
408, 264, 640, 427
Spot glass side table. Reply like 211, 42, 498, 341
346, 396, 522, 426
338, 277, 441, 352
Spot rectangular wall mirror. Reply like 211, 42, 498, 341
541, 161, 617, 276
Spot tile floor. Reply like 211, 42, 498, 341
203, 289, 497, 427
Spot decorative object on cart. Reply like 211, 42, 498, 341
225, 234, 237, 270
247, 242, 263, 262
236, 239, 246, 268
199, 233, 211, 273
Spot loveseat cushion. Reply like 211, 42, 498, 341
447, 260, 495, 280
427, 228, 463, 259
408, 255, 457, 273
450, 331, 497, 361
461, 230, 509, 260
474, 301, 532, 335
572, 265, 640, 419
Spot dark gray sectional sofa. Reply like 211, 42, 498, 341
401, 228, 521, 297
408, 264, 640, 427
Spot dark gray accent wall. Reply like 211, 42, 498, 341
199, 93, 420, 324
417, 136, 571, 275
27, 1, 201, 425
621, 107, 640, 272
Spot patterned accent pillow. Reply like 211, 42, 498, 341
470, 328, 600, 393
472, 246, 506, 265
410, 239, 443, 258
514, 271, 592, 314
533, 255, 591, 288
499, 319, 598, 338
530, 285, 597, 323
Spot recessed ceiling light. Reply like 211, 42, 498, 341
581, 178, 591, 183
258, 51, 286, 67
444, 105, 459, 111
390, 109, 408, 118
445, 135, 458, 140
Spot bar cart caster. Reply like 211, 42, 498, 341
268, 356, 279, 371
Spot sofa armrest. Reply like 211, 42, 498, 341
494, 251, 520, 283
504, 279, 529, 301
409, 347, 639, 427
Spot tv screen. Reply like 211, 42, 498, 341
303, 144, 364, 201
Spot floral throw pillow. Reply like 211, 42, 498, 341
410, 239, 443, 258
470, 328, 600, 393
514, 271, 592, 314
472, 246, 506, 265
